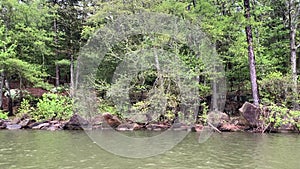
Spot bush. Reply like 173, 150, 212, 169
0, 110, 8, 120
260, 104, 300, 130
98, 99, 120, 116
18, 99, 34, 117
30, 93, 73, 121
259, 72, 296, 107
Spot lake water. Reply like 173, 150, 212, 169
0, 130, 299, 169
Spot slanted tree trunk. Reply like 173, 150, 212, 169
287, 0, 300, 109
244, 0, 259, 106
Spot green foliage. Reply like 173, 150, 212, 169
17, 98, 34, 118
261, 104, 300, 130
30, 93, 73, 121
0, 110, 8, 120
97, 99, 119, 116
259, 72, 295, 107
198, 102, 209, 124
1, 0, 300, 127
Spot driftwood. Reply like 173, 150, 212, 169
262, 123, 271, 134
207, 122, 222, 134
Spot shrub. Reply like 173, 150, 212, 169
18, 99, 34, 117
259, 72, 295, 107
260, 104, 300, 130
30, 93, 73, 121
0, 110, 8, 120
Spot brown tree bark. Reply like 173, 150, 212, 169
244, 0, 259, 106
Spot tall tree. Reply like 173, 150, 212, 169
0, 0, 49, 115
244, 0, 259, 106
286, 0, 300, 108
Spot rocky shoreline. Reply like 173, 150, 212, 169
0, 102, 298, 133
1, 109, 298, 133
0, 112, 242, 132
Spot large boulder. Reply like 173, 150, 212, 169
63, 114, 89, 130
207, 111, 230, 128
102, 113, 121, 128
239, 102, 261, 127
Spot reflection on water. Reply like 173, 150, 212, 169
0, 130, 299, 169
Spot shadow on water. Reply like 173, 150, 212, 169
0, 130, 299, 169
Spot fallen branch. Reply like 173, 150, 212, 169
207, 122, 222, 134
262, 123, 271, 134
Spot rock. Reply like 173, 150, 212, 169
219, 123, 241, 132
171, 123, 190, 131
191, 124, 204, 132
207, 111, 230, 128
11, 117, 21, 125
91, 114, 104, 125
6, 124, 22, 130
28, 122, 43, 129
63, 114, 88, 130
19, 119, 30, 128
102, 113, 121, 128
116, 123, 140, 131
239, 102, 261, 127
277, 122, 295, 133
172, 123, 185, 128
47, 124, 62, 131
49, 120, 59, 124
0, 120, 8, 129
146, 124, 169, 130
32, 123, 50, 130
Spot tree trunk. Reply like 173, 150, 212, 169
244, 0, 259, 106
75, 58, 80, 90
4, 79, 13, 116
55, 64, 60, 87
53, 4, 60, 87
290, 26, 298, 108
0, 72, 4, 110
287, 0, 299, 109
70, 51, 74, 97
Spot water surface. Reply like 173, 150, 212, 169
0, 130, 299, 169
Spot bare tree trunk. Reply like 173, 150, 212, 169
287, 0, 300, 109
4, 78, 13, 116
212, 78, 218, 111
75, 58, 80, 90
70, 51, 74, 97
244, 0, 259, 106
53, 3, 60, 87
0, 72, 4, 110
55, 64, 60, 87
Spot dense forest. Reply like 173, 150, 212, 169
0, 0, 299, 132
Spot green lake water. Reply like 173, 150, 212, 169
0, 130, 299, 169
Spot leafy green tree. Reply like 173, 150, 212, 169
0, 0, 49, 115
